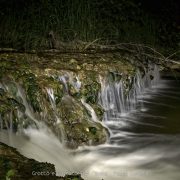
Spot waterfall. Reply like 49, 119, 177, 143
99, 65, 160, 121
1, 56, 180, 180
46, 87, 65, 143
72, 76, 81, 90
58, 73, 100, 126
59, 75, 69, 93
0, 126, 78, 175
0, 64, 160, 138
81, 97, 99, 123
46, 88, 61, 124
16, 84, 39, 126
59, 74, 81, 93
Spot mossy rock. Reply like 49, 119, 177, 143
0, 84, 26, 131
57, 95, 108, 148
0, 52, 137, 149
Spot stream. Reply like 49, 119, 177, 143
0, 76, 180, 180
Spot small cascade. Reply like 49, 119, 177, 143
46, 87, 65, 143
99, 65, 160, 121
72, 76, 81, 90
16, 84, 39, 125
58, 73, 100, 126
58, 74, 81, 93
46, 88, 61, 124
59, 75, 69, 93
81, 97, 99, 123
0, 69, 107, 148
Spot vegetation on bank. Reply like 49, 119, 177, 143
0, 0, 179, 54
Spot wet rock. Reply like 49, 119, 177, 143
0, 52, 136, 148
58, 95, 107, 148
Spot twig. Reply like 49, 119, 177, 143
83, 38, 101, 51
165, 50, 180, 61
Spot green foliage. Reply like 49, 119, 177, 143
89, 127, 97, 135
0, 0, 177, 51
83, 82, 100, 104
6, 169, 16, 179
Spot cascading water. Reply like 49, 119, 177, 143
1, 63, 180, 180
58, 73, 101, 124
46, 87, 65, 142
16, 84, 39, 125
99, 65, 160, 121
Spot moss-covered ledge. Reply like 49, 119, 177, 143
0, 52, 136, 148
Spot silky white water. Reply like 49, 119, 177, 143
0, 67, 180, 180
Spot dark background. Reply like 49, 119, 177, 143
0, 0, 179, 52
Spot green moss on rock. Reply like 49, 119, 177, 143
57, 95, 107, 148
0, 52, 136, 148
